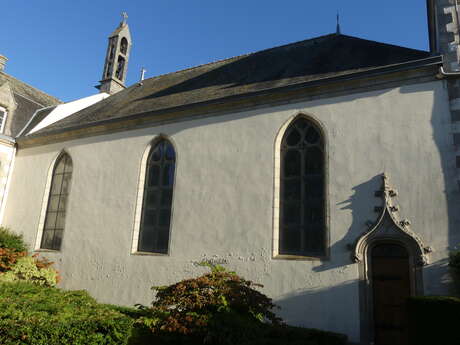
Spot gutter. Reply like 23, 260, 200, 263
437, 66, 460, 78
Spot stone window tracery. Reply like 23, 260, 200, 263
279, 117, 325, 257
41, 152, 72, 250
138, 139, 175, 254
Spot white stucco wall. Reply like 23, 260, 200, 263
3, 80, 458, 343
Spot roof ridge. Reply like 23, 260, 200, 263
0, 71, 62, 104
142, 33, 338, 83
337, 34, 430, 53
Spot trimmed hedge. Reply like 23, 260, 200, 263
0, 282, 133, 345
408, 296, 460, 345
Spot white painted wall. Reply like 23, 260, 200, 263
3, 80, 458, 343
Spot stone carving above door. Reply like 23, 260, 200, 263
351, 173, 432, 266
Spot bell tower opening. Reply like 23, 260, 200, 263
97, 12, 132, 95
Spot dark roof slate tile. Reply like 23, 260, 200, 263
0, 71, 61, 136
33, 34, 431, 136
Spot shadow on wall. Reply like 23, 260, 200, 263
274, 279, 360, 341
423, 257, 455, 295
423, 82, 460, 260
314, 175, 382, 272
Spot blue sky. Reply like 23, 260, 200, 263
2, 1, 429, 102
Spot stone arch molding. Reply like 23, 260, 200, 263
352, 173, 432, 266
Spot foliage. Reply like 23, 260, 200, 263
127, 312, 346, 345
141, 264, 281, 338
449, 248, 460, 293
0, 256, 58, 287
0, 227, 60, 285
0, 228, 28, 273
0, 227, 28, 253
408, 296, 460, 345
0, 247, 27, 272
0, 282, 133, 345
132, 264, 346, 345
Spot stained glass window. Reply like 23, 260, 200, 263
41, 153, 72, 250
138, 140, 176, 254
280, 118, 325, 256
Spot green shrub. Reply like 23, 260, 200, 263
0, 256, 58, 287
408, 296, 460, 345
0, 227, 28, 253
0, 226, 60, 285
142, 264, 280, 336
0, 282, 133, 345
134, 264, 347, 345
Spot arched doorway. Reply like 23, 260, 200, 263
371, 243, 410, 345
351, 173, 431, 344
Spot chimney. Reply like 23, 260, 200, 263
0, 55, 7, 71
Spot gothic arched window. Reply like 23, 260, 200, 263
279, 117, 325, 257
138, 139, 176, 254
41, 152, 73, 250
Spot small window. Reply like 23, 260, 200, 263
41, 153, 72, 250
138, 139, 176, 254
115, 56, 125, 80
279, 117, 325, 257
0, 107, 7, 133
120, 37, 128, 55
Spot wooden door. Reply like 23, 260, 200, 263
371, 243, 411, 345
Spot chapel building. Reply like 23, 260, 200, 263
1, 1, 459, 344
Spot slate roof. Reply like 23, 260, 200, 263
32, 34, 433, 136
19, 106, 57, 136
0, 71, 61, 137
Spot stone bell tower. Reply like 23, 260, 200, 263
97, 12, 132, 94
427, 0, 460, 187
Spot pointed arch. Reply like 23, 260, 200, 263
351, 173, 430, 343
36, 151, 73, 251
132, 136, 176, 255
273, 113, 328, 258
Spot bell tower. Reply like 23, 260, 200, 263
97, 12, 132, 94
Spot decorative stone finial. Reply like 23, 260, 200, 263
351, 172, 431, 266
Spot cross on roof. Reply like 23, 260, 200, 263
121, 12, 128, 24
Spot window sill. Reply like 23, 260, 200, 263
131, 251, 169, 257
34, 249, 61, 253
272, 254, 326, 261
